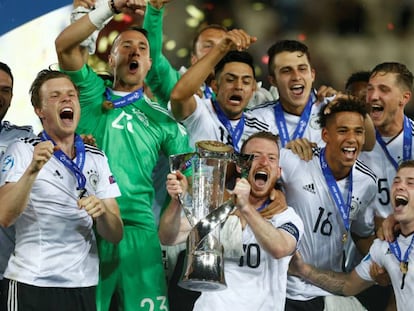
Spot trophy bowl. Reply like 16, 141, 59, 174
170, 141, 254, 292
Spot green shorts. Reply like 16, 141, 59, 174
96, 227, 169, 311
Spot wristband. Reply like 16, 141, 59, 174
88, 1, 114, 29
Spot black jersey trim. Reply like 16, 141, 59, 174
354, 159, 377, 183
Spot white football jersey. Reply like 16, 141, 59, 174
0, 121, 34, 279
193, 207, 304, 311
181, 95, 270, 150
359, 118, 414, 218
280, 148, 378, 300
1, 137, 121, 287
355, 236, 414, 311
248, 91, 324, 146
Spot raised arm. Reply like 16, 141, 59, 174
0, 141, 54, 227
55, 0, 146, 71
233, 178, 298, 259
169, 29, 257, 121
143, 0, 179, 107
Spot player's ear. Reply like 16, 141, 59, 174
321, 127, 328, 144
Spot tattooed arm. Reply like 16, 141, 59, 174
288, 251, 374, 296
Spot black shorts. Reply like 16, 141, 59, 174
0, 278, 96, 311
285, 296, 325, 311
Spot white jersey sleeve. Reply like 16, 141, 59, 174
181, 95, 269, 150
359, 120, 414, 219
2, 138, 120, 288
0, 123, 34, 279
193, 207, 303, 311
355, 236, 414, 311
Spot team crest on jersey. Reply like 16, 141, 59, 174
1, 155, 14, 172
132, 108, 149, 127
309, 115, 321, 130
86, 169, 99, 191
350, 199, 360, 218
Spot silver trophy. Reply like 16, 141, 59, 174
169, 141, 253, 291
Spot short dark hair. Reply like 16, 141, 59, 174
318, 97, 368, 129
0, 61, 14, 86
110, 26, 149, 54
267, 40, 311, 77
214, 50, 256, 79
397, 160, 414, 172
241, 131, 280, 153
370, 62, 413, 91
128, 26, 148, 38
30, 69, 78, 109
191, 24, 228, 55
345, 71, 370, 91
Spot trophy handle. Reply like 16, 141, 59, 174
192, 198, 236, 249
231, 152, 254, 178
169, 152, 198, 226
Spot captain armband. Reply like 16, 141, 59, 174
278, 222, 300, 242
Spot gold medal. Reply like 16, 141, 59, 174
342, 232, 348, 243
102, 100, 114, 111
400, 262, 408, 274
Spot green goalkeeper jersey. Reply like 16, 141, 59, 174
64, 64, 192, 230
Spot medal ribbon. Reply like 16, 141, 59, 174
105, 87, 144, 109
203, 85, 214, 99
389, 234, 414, 270
256, 198, 271, 212
376, 116, 412, 170
41, 131, 86, 191
274, 90, 316, 147
212, 99, 245, 153
320, 148, 353, 234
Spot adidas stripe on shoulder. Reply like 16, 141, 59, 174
85, 144, 105, 157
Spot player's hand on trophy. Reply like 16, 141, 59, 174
166, 170, 188, 202
233, 178, 251, 212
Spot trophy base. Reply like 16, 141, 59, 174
180, 248, 227, 292
178, 279, 227, 291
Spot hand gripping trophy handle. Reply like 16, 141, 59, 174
169, 152, 198, 226
193, 151, 255, 244
170, 142, 253, 292
191, 151, 255, 246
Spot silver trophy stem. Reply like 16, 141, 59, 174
170, 143, 254, 292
